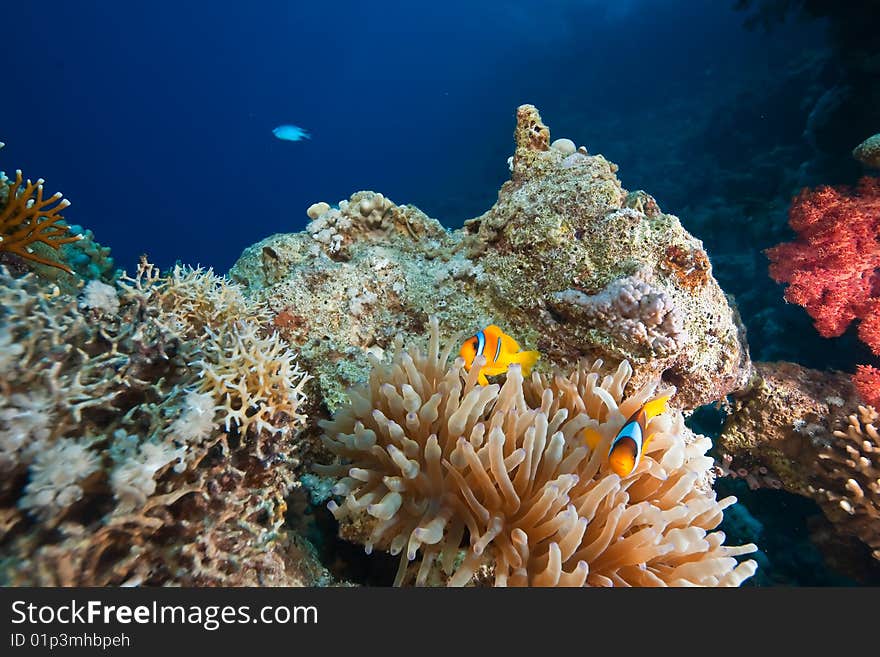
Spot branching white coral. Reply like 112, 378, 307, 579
195, 320, 311, 443
118, 258, 262, 336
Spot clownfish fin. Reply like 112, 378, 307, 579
583, 426, 602, 450
512, 350, 540, 376
477, 371, 490, 386
642, 394, 671, 420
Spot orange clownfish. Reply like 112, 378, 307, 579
459, 325, 540, 386
584, 394, 671, 477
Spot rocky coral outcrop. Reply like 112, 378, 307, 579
231, 105, 751, 411
718, 361, 860, 494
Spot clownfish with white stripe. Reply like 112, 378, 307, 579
459, 325, 540, 386
583, 394, 671, 477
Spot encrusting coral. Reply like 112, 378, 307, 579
551, 265, 688, 357
0, 260, 326, 586
317, 317, 758, 586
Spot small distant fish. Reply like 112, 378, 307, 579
459, 325, 540, 386
584, 395, 671, 477
272, 124, 311, 142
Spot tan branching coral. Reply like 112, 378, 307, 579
195, 320, 311, 448
317, 317, 757, 586
0, 170, 82, 272
118, 256, 261, 337
810, 405, 880, 560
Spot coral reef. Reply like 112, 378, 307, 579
231, 105, 751, 412
718, 360, 880, 562
316, 317, 757, 586
0, 262, 326, 586
717, 361, 859, 494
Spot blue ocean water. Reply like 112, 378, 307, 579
1, 0, 820, 273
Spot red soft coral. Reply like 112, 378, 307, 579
853, 365, 880, 408
857, 299, 880, 356
767, 177, 880, 408
766, 177, 880, 348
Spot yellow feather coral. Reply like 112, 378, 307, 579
0, 170, 82, 272
317, 316, 757, 586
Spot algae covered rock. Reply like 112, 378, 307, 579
717, 361, 859, 494
853, 133, 880, 168
231, 104, 752, 411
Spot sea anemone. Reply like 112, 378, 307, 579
316, 317, 757, 586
